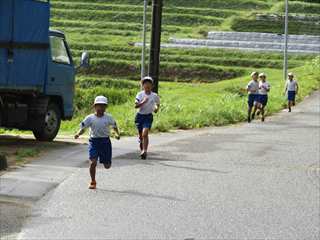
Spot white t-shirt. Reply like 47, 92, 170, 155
259, 81, 271, 95
80, 113, 117, 138
247, 80, 259, 95
135, 91, 160, 115
286, 80, 298, 92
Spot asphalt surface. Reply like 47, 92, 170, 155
5, 92, 320, 239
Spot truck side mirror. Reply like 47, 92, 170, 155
80, 51, 90, 68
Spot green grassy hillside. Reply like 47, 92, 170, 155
47, 0, 320, 135
51, 0, 319, 83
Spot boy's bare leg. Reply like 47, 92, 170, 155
90, 159, 97, 182
142, 128, 149, 153
138, 131, 143, 151
252, 105, 258, 119
248, 107, 252, 122
103, 162, 111, 169
288, 101, 292, 112
261, 107, 265, 121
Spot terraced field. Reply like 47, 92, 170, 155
51, 0, 319, 83
48, 0, 320, 134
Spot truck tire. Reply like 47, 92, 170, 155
32, 103, 61, 141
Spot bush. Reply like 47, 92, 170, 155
74, 86, 137, 114
231, 17, 320, 35
272, 1, 320, 14
53, 0, 270, 10
51, 9, 222, 27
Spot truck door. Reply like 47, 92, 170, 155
47, 35, 75, 118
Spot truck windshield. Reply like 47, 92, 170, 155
50, 36, 71, 65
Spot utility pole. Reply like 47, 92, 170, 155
283, 0, 289, 81
140, 0, 148, 80
149, 0, 163, 93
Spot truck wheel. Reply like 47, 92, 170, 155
33, 103, 61, 141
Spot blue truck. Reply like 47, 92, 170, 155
0, 0, 88, 141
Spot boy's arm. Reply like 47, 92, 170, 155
75, 129, 85, 139
113, 126, 120, 140
284, 82, 288, 95
296, 82, 299, 94
75, 116, 91, 139
154, 95, 161, 113
154, 103, 160, 113
110, 117, 120, 140
135, 96, 148, 108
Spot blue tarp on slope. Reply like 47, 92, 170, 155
0, 0, 50, 91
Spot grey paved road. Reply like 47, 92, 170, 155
16, 92, 320, 239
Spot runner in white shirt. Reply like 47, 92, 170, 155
246, 71, 259, 123
75, 96, 120, 189
254, 73, 271, 122
135, 76, 160, 160
284, 72, 299, 112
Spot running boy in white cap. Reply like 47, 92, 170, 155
254, 73, 271, 122
135, 76, 160, 160
75, 96, 120, 189
284, 73, 299, 112
246, 72, 259, 123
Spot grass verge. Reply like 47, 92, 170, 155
60, 57, 320, 136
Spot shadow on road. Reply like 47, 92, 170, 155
96, 189, 184, 202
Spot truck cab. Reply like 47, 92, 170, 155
0, 0, 87, 141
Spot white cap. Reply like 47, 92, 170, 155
288, 72, 294, 77
251, 71, 259, 77
142, 76, 154, 84
259, 72, 266, 77
94, 96, 108, 105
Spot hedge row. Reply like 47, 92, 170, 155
231, 18, 320, 35
70, 44, 315, 61
51, 9, 223, 27
52, 2, 237, 18
53, 0, 271, 10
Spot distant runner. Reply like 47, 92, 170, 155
253, 73, 271, 122
135, 76, 160, 160
75, 96, 120, 189
284, 72, 299, 112
246, 72, 259, 123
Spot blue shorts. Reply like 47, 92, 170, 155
288, 91, 296, 101
89, 137, 112, 164
257, 95, 268, 106
248, 94, 259, 108
135, 113, 153, 132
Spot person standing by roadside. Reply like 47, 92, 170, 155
135, 76, 160, 160
284, 72, 299, 112
246, 72, 259, 123
254, 73, 271, 122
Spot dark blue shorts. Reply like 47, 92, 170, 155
288, 91, 296, 101
135, 113, 153, 132
257, 95, 268, 106
89, 137, 112, 164
248, 94, 259, 108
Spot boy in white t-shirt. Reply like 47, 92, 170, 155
75, 96, 120, 189
246, 72, 259, 123
254, 73, 271, 122
284, 72, 299, 112
135, 76, 160, 159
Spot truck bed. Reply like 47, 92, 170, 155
0, 0, 50, 92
